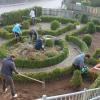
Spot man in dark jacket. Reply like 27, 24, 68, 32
1, 55, 19, 98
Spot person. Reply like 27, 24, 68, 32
12, 23, 22, 41
73, 53, 90, 70
34, 38, 44, 50
28, 29, 38, 43
1, 55, 19, 98
29, 9, 35, 25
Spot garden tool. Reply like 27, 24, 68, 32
19, 73, 45, 89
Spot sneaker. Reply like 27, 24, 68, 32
13, 94, 18, 98
3, 88, 8, 93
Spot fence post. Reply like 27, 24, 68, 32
42, 95, 47, 100
83, 88, 87, 100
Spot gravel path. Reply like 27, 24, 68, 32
0, 24, 82, 73
0, 33, 80, 73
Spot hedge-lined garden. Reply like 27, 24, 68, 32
0, 38, 69, 68
0, 7, 99, 90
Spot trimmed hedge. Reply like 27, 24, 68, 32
90, 75, 100, 88
51, 20, 60, 30
82, 34, 92, 47
70, 70, 83, 88
86, 22, 96, 34
93, 48, 100, 59
1, 7, 42, 25
38, 23, 75, 36
66, 35, 88, 52
13, 66, 74, 82
40, 16, 77, 24
0, 39, 69, 68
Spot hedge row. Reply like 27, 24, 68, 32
66, 35, 88, 52
0, 23, 75, 39
38, 23, 75, 36
13, 66, 74, 82
90, 75, 100, 88
0, 39, 69, 68
40, 16, 77, 24
1, 7, 42, 25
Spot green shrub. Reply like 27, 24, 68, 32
45, 39, 54, 47
22, 20, 30, 29
40, 16, 76, 24
0, 39, 68, 68
4, 25, 13, 33
82, 34, 92, 47
90, 75, 100, 88
51, 20, 60, 30
1, 9, 30, 25
0, 28, 13, 39
87, 22, 96, 34
93, 48, 100, 59
92, 19, 100, 25
86, 57, 98, 66
70, 70, 83, 88
34, 6, 42, 17
96, 25, 100, 32
80, 14, 88, 24
13, 66, 74, 82
66, 35, 88, 52
1, 7, 42, 25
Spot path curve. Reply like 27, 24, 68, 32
0, 25, 82, 73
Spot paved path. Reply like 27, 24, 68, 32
0, 25, 82, 73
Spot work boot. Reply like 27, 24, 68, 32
13, 93, 18, 98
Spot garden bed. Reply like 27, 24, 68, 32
0, 73, 95, 100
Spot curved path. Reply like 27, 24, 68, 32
0, 28, 81, 73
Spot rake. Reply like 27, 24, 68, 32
19, 73, 45, 89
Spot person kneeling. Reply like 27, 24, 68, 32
34, 38, 44, 50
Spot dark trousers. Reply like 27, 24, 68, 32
2, 75, 16, 96
73, 64, 80, 70
14, 32, 21, 41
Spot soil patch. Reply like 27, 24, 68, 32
0, 75, 93, 100
89, 32, 100, 54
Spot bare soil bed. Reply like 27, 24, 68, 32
0, 75, 93, 100
89, 32, 100, 54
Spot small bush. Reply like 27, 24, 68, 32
87, 22, 96, 34
45, 39, 54, 47
51, 20, 60, 30
70, 70, 83, 88
93, 48, 100, 59
34, 6, 42, 17
92, 19, 100, 25
80, 14, 88, 24
83, 34, 92, 47
22, 20, 30, 29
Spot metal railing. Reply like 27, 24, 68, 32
42, 8, 74, 18
37, 87, 100, 100
90, 96, 100, 100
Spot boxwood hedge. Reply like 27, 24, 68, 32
0, 39, 69, 68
